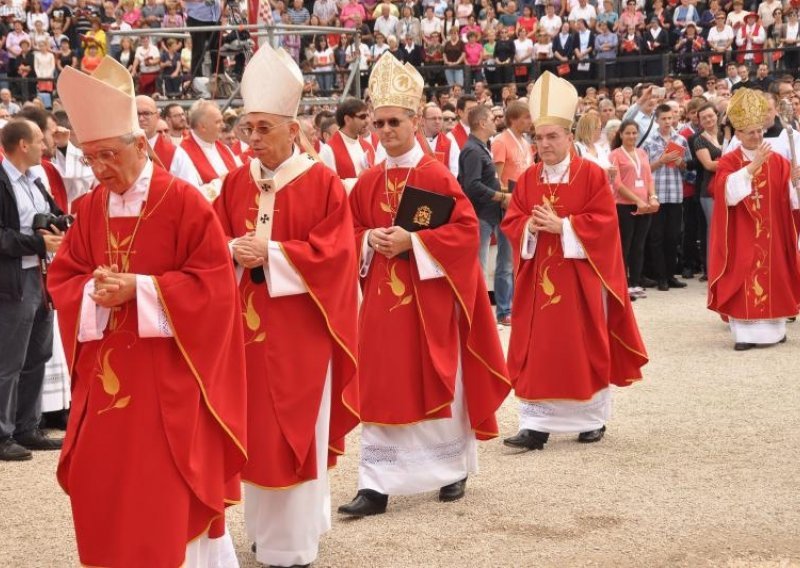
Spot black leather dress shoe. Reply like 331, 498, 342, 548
577, 425, 606, 443
15, 429, 63, 451
338, 489, 388, 517
639, 276, 657, 288
0, 438, 32, 461
734, 342, 755, 351
681, 268, 694, 279
439, 477, 467, 502
503, 429, 549, 451
699, 274, 708, 282
657, 280, 670, 291
667, 278, 687, 289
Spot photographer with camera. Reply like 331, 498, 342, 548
0, 117, 66, 461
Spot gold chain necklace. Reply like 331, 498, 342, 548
541, 160, 570, 205
104, 188, 147, 272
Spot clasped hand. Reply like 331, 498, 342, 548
370, 226, 412, 259
233, 232, 268, 269
90, 264, 136, 308
528, 201, 562, 234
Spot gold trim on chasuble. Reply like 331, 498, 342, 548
742, 162, 772, 318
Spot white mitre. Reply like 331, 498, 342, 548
241, 43, 304, 118
56, 56, 140, 144
529, 71, 578, 130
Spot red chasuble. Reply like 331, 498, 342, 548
47, 168, 247, 568
450, 122, 468, 149
181, 134, 238, 183
709, 149, 800, 319
328, 130, 375, 179
41, 159, 68, 213
153, 133, 177, 171
349, 155, 511, 439
501, 157, 648, 401
213, 161, 360, 489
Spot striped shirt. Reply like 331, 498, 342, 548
642, 129, 691, 204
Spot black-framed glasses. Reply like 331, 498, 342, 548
238, 120, 291, 137
373, 117, 406, 129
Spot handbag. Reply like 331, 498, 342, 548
557, 63, 570, 75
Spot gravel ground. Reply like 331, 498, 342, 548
2, 279, 799, 568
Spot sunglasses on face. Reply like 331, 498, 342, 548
373, 117, 407, 128
443, 116, 456, 121
353, 113, 369, 120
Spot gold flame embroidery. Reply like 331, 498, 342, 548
385, 262, 413, 311
243, 290, 266, 345
97, 348, 131, 414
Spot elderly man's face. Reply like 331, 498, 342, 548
534, 124, 572, 165
82, 136, 147, 195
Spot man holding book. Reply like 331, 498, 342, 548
341, 52, 510, 518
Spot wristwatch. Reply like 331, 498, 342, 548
649, 194, 659, 201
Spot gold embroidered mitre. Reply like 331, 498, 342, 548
529, 71, 578, 129
727, 88, 768, 131
368, 53, 424, 112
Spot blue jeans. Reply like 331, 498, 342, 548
445, 68, 464, 86
478, 217, 513, 318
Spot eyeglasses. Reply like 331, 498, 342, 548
238, 120, 291, 137
137, 110, 157, 117
373, 117, 407, 129
353, 113, 370, 120
156, 129, 169, 134
443, 116, 456, 121
79, 146, 129, 167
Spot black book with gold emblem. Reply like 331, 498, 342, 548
394, 185, 456, 259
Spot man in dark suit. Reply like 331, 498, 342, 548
398, 33, 424, 66
0, 118, 64, 461
457, 104, 514, 325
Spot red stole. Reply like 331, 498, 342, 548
181, 135, 238, 183
41, 159, 68, 213
328, 130, 375, 179
349, 156, 510, 439
501, 157, 648, 400
709, 149, 800, 319
213, 162, 359, 488
47, 168, 247, 567
368, 131, 379, 150
313, 138, 321, 153
153, 134, 177, 171
451, 122, 469, 149
416, 132, 453, 168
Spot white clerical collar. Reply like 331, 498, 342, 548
541, 153, 571, 180
740, 146, 756, 161
109, 160, 153, 215
385, 140, 424, 168
340, 131, 361, 146
191, 130, 216, 150
260, 146, 300, 178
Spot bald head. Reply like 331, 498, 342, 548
136, 95, 159, 138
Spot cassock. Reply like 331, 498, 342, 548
349, 141, 510, 495
321, 130, 374, 193
709, 148, 800, 343
501, 155, 647, 433
149, 133, 203, 188
47, 162, 247, 568
180, 131, 241, 200
213, 151, 360, 567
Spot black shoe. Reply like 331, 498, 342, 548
755, 336, 787, 348
439, 477, 467, 502
667, 278, 687, 289
0, 438, 32, 461
338, 489, 388, 517
681, 268, 694, 279
577, 425, 606, 443
788, 317, 796, 323
699, 274, 708, 282
14, 429, 63, 451
503, 429, 549, 451
657, 280, 670, 291
639, 277, 657, 288
734, 342, 755, 351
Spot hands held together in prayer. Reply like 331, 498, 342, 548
370, 226, 412, 259
233, 232, 268, 269
90, 265, 136, 308
527, 200, 562, 235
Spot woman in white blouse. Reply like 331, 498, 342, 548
574, 112, 616, 182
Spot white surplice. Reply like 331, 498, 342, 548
517, 154, 613, 434
75, 160, 238, 568
357, 142, 479, 495
147, 134, 203, 188
722, 146, 799, 345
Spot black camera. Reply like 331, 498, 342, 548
32, 213, 74, 233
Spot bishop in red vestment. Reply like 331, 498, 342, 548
709, 88, 800, 350
48, 57, 246, 568
213, 44, 360, 568
502, 72, 647, 452
339, 53, 510, 518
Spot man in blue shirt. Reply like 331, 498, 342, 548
185, 0, 222, 78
